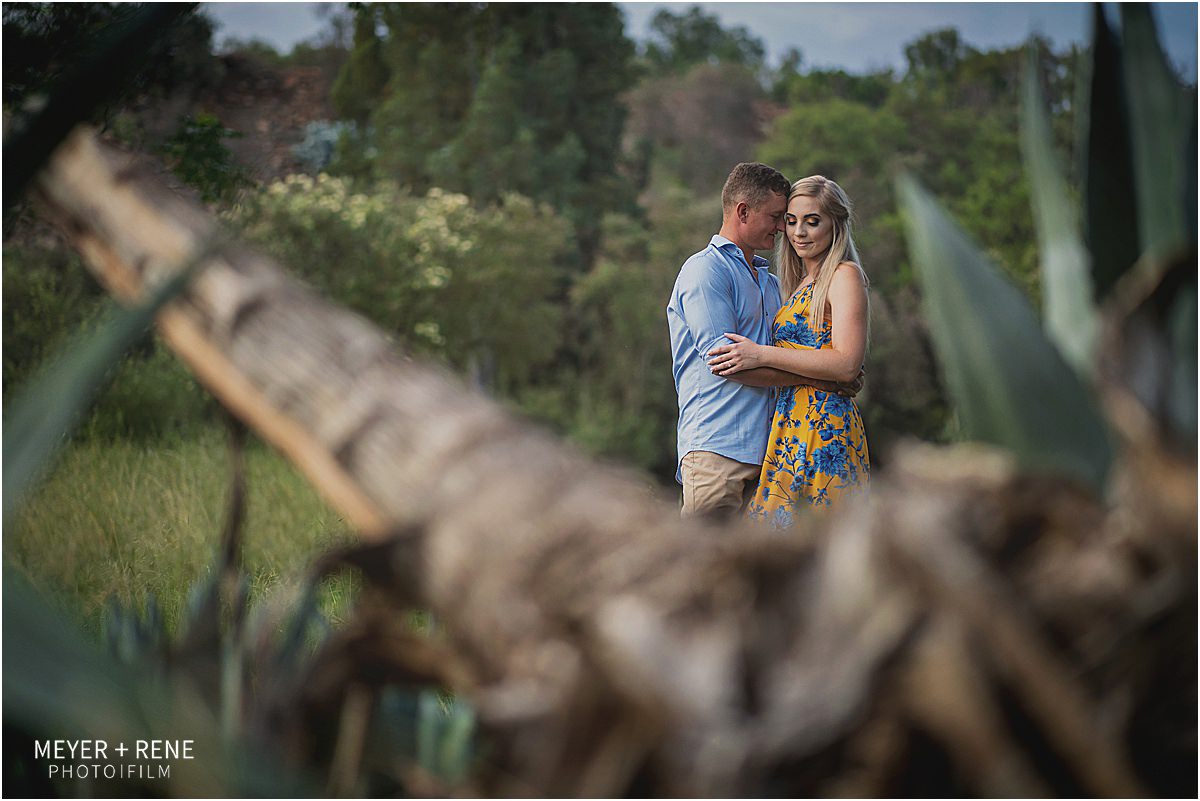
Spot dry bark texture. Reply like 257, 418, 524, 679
34, 128, 1196, 797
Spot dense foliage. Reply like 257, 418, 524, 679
331, 3, 638, 264
2, 2, 218, 107
642, 6, 766, 76
230, 175, 570, 395
159, 113, 251, 203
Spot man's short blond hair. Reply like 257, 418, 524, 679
721, 162, 791, 213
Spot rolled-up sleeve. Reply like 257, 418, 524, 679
677, 262, 737, 357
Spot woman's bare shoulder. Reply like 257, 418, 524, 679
833, 261, 867, 286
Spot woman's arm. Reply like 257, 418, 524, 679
722, 366, 864, 396
707, 263, 868, 384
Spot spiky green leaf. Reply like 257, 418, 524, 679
413, 689, 477, 783
438, 699, 477, 782
1167, 284, 1197, 438
1020, 45, 1098, 377
897, 174, 1112, 489
4, 569, 314, 797
1078, 6, 1140, 298
1121, 5, 1194, 260
416, 689, 442, 774
4, 570, 154, 743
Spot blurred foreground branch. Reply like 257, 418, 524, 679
31, 128, 1195, 796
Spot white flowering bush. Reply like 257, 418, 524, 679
228, 176, 570, 392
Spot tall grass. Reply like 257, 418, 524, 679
4, 428, 357, 634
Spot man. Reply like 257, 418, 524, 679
666, 162, 855, 518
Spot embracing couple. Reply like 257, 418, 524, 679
667, 162, 870, 528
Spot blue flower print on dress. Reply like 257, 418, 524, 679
774, 318, 831, 349
776, 386, 797, 420
820, 391, 853, 419
812, 439, 850, 480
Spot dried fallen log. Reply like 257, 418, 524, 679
32, 127, 1195, 797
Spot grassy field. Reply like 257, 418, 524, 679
4, 428, 358, 636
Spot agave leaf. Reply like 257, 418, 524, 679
1167, 284, 1197, 438
4, 570, 153, 742
145, 593, 165, 654
118, 606, 142, 664
186, 570, 221, 630
102, 597, 130, 661
897, 174, 1113, 489
182, 570, 219, 634
1189, 107, 1198, 233
1020, 46, 1098, 377
1185, 98, 1198, 245
1121, 5, 1193, 260
5, 569, 315, 796
221, 637, 243, 741
374, 687, 422, 756
273, 579, 324, 672
1078, 6, 1140, 298
416, 689, 442, 775
2, 269, 194, 523
438, 699, 477, 782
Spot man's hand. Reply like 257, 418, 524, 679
836, 366, 866, 398
804, 369, 861, 396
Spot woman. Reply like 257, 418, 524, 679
707, 175, 869, 525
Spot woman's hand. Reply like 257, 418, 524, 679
707, 333, 767, 376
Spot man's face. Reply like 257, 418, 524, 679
746, 192, 788, 251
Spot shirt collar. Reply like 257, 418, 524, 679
710, 234, 771, 271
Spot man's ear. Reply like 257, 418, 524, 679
736, 201, 749, 222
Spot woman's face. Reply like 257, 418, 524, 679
786, 194, 834, 266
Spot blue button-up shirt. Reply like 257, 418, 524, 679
666, 234, 782, 483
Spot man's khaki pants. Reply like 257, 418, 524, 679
680, 450, 761, 519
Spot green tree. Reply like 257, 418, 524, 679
642, 7, 765, 78
159, 113, 250, 204
625, 61, 768, 195
331, 2, 636, 265
2, 3, 218, 107
771, 62, 894, 108
903, 27, 968, 89
329, 4, 388, 126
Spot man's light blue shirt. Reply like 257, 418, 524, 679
667, 234, 782, 483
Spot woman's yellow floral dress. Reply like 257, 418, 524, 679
746, 282, 869, 527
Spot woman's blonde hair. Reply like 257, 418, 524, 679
775, 175, 868, 334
